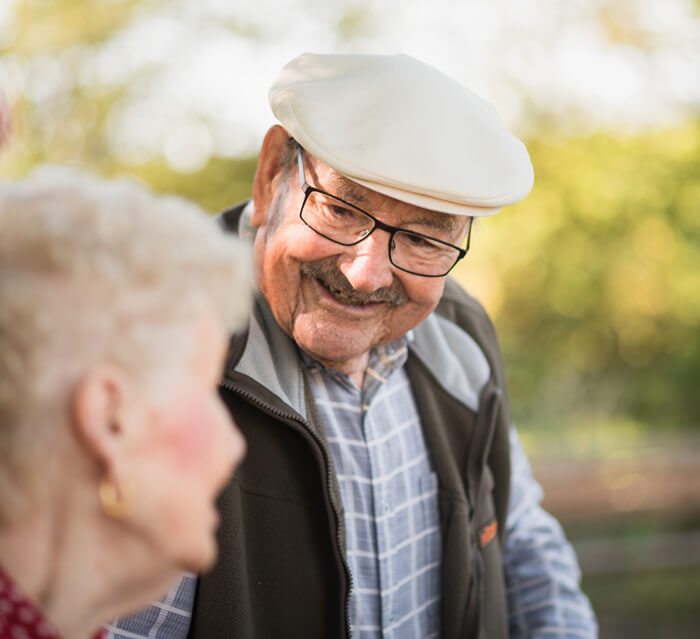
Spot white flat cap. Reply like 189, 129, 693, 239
269, 53, 534, 217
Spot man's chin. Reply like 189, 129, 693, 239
294, 327, 372, 372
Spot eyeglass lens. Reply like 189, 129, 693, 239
301, 189, 461, 276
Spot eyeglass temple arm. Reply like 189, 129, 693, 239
296, 145, 308, 191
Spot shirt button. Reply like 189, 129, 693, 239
383, 501, 391, 513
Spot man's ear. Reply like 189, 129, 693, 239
252, 124, 292, 228
69, 364, 131, 477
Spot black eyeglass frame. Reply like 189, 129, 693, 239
296, 146, 471, 278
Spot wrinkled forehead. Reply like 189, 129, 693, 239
302, 149, 469, 237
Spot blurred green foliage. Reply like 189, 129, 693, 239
112, 155, 259, 214
7, 0, 143, 52
455, 122, 700, 434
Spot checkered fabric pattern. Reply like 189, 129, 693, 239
104, 573, 195, 639
303, 335, 442, 638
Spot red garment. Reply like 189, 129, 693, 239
0, 564, 105, 639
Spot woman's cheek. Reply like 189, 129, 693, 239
160, 398, 221, 473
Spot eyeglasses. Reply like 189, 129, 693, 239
296, 147, 471, 278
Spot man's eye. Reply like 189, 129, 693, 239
328, 205, 354, 218
405, 233, 433, 248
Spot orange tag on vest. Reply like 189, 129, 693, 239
480, 520, 498, 548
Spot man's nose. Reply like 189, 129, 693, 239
337, 231, 395, 293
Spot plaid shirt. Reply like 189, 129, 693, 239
302, 335, 442, 638
104, 574, 195, 639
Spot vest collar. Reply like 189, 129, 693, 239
233, 293, 491, 418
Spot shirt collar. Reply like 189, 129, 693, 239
299, 331, 413, 392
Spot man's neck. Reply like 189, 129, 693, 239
310, 351, 370, 388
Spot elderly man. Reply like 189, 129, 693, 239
111, 53, 596, 639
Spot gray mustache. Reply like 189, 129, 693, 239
301, 261, 408, 307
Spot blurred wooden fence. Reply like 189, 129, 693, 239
535, 444, 700, 575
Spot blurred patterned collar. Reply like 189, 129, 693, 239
0, 563, 106, 639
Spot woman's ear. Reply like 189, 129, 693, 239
69, 364, 131, 477
252, 125, 292, 228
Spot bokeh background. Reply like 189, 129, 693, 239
1, 1, 699, 636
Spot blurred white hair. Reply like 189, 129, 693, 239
0, 165, 252, 521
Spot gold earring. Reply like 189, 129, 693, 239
99, 477, 133, 519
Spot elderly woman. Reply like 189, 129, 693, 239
0, 167, 251, 639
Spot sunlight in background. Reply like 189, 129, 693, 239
1, 0, 698, 170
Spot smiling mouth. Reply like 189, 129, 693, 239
316, 278, 378, 306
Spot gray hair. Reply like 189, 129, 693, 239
0, 166, 252, 521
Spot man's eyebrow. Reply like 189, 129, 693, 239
407, 215, 460, 234
331, 177, 370, 206
325, 172, 462, 235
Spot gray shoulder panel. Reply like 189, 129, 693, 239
233, 297, 307, 419
409, 312, 491, 412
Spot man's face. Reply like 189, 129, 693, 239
252, 129, 470, 377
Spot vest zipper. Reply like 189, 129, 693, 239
220, 380, 354, 639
